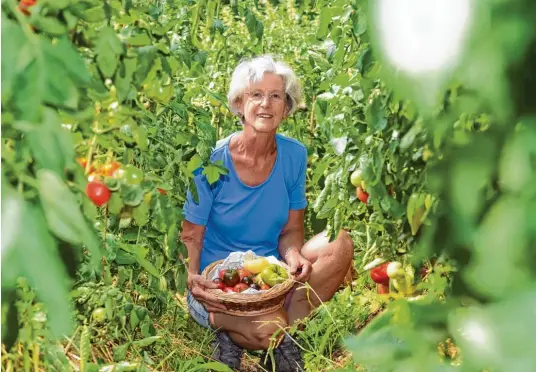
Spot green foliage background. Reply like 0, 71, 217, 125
1, 0, 536, 371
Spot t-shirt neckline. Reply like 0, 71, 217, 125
225, 131, 280, 189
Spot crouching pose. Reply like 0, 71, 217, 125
181, 55, 354, 371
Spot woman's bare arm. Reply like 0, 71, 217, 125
180, 220, 206, 274
278, 209, 305, 257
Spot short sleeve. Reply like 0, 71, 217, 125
183, 168, 214, 226
289, 147, 308, 210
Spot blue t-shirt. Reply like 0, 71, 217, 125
183, 132, 308, 272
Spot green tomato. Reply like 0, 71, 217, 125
92, 307, 107, 324
350, 169, 363, 187
261, 264, 289, 287
121, 165, 144, 185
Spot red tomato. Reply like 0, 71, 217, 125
370, 263, 390, 285
219, 270, 226, 280
237, 268, 251, 280
18, 0, 36, 15
101, 161, 121, 177
223, 287, 235, 293
157, 188, 167, 195
233, 283, 249, 293
356, 186, 369, 204
86, 182, 111, 207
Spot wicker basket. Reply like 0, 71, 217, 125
201, 259, 295, 316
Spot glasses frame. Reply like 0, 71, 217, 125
244, 90, 287, 104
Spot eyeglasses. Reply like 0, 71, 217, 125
244, 90, 286, 104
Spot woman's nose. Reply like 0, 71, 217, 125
260, 96, 271, 106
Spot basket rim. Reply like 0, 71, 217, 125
201, 259, 295, 303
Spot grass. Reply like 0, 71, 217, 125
1, 270, 387, 371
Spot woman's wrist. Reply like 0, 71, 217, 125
284, 246, 300, 259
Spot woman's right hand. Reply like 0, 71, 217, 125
187, 273, 227, 312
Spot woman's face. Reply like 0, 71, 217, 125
239, 72, 288, 133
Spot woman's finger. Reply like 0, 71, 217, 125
296, 261, 312, 282
191, 275, 219, 289
192, 288, 227, 310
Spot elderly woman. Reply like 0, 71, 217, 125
181, 55, 353, 371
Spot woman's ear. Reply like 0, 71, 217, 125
235, 97, 244, 115
284, 104, 291, 117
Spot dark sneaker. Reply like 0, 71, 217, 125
259, 335, 304, 372
211, 331, 243, 370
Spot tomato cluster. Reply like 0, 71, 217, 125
350, 169, 370, 204
78, 157, 151, 207
213, 267, 270, 293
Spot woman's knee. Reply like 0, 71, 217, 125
315, 230, 354, 263
337, 230, 354, 263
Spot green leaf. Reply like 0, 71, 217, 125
108, 192, 123, 214
26, 108, 73, 174
34, 16, 67, 36
407, 193, 427, 236
400, 123, 422, 151
132, 201, 149, 226
130, 310, 140, 330
81, 7, 107, 22
127, 33, 152, 46
366, 98, 387, 133
197, 362, 233, 372
132, 336, 161, 347
115, 250, 136, 265
95, 27, 123, 78
11, 60, 42, 122
115, 58, 136, 103
186, 154, 203, 176
119, 244, 159, 277
42, 40, 79, 109
37, 170, 102, 267
1, 16, 36, 109
1, 184, 27, 287
53, 37, 91, 85
133, 125, 148, 151
113, 342, 131, 362
120, 184, 144, 207
316, 8, 332, 39
202, 163, 227, 185
467, 196, 530, 299
18, 205, 73, 338
317, 197, 339, 219
47, 0, 70, 10
357, 46, 373, 75
136, 256, 159, 277
82, 196, 98, 220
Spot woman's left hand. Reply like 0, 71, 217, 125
285, 249, 312, 283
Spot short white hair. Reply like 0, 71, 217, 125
227, 55, 302, 118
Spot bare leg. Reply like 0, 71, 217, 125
286, 230, 354, 324
210, 307, 288, 350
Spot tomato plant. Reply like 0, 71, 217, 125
2, 0, 536, 371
